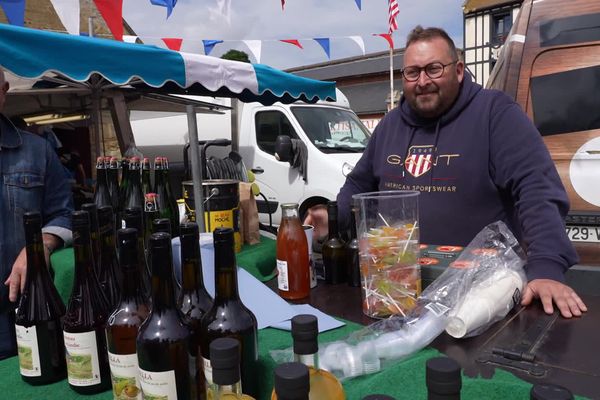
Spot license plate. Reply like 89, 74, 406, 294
566, 226, 600, 242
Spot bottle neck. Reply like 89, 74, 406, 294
120, 245, 145, 301
281, 206, 300, 220
180, 235, 203, 292
73, 228, 97, 283
349, 212, 357, 240
24, 229, 45, 288
215, 382, 243, 399
328, 215, 339, 239
150, 246, 177, 310
214, 239, 240, 301
293, 353, 318, 369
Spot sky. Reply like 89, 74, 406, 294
123, 0, 466, 70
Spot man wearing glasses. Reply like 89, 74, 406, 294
334, 26, 587, 319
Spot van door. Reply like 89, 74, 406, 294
245, 109, 305, 225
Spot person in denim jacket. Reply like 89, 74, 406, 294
0, 69, 73, 358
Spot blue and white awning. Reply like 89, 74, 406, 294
0, 23, 336, 105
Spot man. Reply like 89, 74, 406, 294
335, 26, 586, 319
0, 69, 73, 358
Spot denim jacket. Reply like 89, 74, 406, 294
0, 114, 73, 307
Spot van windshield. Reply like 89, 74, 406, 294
291, 106, 371, 153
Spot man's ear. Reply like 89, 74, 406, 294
456, 60, 465, 84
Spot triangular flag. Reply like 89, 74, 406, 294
313, 38, 330, 59
355, 0, 361, 10
215, 0, 231, 25
203, 40, 224, 55
0, 0, 25, 26
162, 38, 183, 51
123, 35, 139, 43
281, 0, 285, 11
49, 0, 80, 35
348, 36, 365, 55
93, 0, 124, 41
280, 39, 303, 49
150, 0, 177, 18
374, 33, 394, 49
243, 40, 262, 63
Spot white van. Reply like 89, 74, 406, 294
132, 89, 371, 226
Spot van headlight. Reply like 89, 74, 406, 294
342, 162, 354, 177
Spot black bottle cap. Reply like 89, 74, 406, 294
149, 232, 171, 249
23, 211, 42, 236
214, 227, 234, 244
72, 210, 90, 229
362, 395, 396, 400
123, 206, 142, 218
327, 200, 337, 212
210, 338, 240, 385
152, 218, 171, 234
81, 203, 98, 226
274, 362, 310, 400
291, 314, 318, 355
97, 205, 114, 224
426, 357, 462, 395
530, 383, 574, 400
180, 222, 199, 237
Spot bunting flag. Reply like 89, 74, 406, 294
0, 0, 26, 27
348, 36, 365, 55
215, 0, 231, 25
281, 0, 285, 11
93, 0, 124, 41
49, 0, 80, 35
280, 39, 303, 49
374, 33, 394, 49
313, 38, 330, 59
123, 35, 139, 43
162, 37, 183, 51
355, 0, 361, 10
388, 0, 399, 34
243, 40, 262, 63
203, 39, 223, 55
150, 0, 177, 18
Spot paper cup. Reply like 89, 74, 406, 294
303, 224, 317, 288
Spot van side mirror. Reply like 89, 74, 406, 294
274, 135, 293, 162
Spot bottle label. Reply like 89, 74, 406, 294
277, 259, 289, 291
108, 351, 142, 399
15, 324, 42, 377
63, 331, 102, 386
139, 367, 178, 400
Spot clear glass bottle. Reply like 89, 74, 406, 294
210, 338, 255, 400
290, 314, 345, 400
63, 210, 112, 394
276, 203, 310, 300
136, 232, 193, 399
272, 362, 310, 400
15, 212, 67, 385
106, 228, 150, 400
322, 201, 347, 284
199, 228, 259, 399
97, 206, 121, 309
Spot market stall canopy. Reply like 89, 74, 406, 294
0, 23, 337, 105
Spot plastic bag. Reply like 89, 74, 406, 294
276, 221, 526, 381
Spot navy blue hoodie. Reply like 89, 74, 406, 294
337, 74, 578, 282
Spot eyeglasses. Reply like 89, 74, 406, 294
401, 61, 457, 82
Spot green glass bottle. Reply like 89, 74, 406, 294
322, 201, 347, 284
97, 206, 121, 309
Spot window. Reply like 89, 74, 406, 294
255, 111, 296, 155
491, 12, 512, 46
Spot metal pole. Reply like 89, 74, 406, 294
187, 104, 206, 232
230, 99, 239, 152
389, 46, 395, 109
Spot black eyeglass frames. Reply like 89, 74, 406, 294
401, 61, 458, 82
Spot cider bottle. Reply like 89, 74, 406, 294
272, 362, 310, 400
210, 337, 255, 399
276, 203, 310, 300
322, 201, 346, 284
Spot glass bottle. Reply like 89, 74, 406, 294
93, 156, 112, 209
276, 203, 310, 300
15, 211, 67, 385
97, 206, 121, 309
107, 157, 121, 226
136, 232, 193, 399
63, 210, 112, 394
272, 362, 310, 400
118, 158, 130, 212
122, 157, 144, 223
291, 314, 345, 400
322, 201, 347, 284
81, 203, 103, 279
154, 157, 180, 238
143, 193, 160, 251
200, 228, 259, 399
153, 218, 172, 235
210, 337, 255, 400
346, 206, 360, 287
426, 357, 461, 400
123, 206, 151, 300
179, 223, 214, 399
142, 157, 153, 196
106, 228, 150, 400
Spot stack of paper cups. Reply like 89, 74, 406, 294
446, 269, 525, 338
303, 225, 317, 288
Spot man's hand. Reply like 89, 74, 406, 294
521, 279, 587, 318
303, 205, 329, 241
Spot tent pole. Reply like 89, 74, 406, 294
187, 104, 206, 232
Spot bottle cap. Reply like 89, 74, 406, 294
180, 222, 199, 237
123, 207, 142, 218
23, 211, 42, 237
426, 356, 462, 395
210, 338, 240, 385
152, 218, 171, 235
149, 232, 171, 249
97, 206, 114, 224
327, 200, 338, 213
291, 314, 318, 355
72, 210, 90, 229
81, 203, 99, 228
213, 227, 234, 244
530, 383, 574, 400
274, 362, 309, 400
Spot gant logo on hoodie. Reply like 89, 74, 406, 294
404, 145, 434, 178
